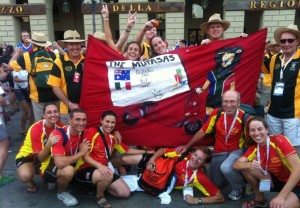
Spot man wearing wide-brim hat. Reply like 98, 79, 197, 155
47, 30, 86, 125
200, 13, 247, 45
8, 32, 59, 122
262, 24, 300, 155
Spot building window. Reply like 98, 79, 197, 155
188, 29, 202, 45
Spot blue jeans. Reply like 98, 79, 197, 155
210, 149, 244, 191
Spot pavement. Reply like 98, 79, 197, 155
0, 87, 276, 208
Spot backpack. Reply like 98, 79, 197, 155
138, 152, 188, 196
30, 49, 54, 89
212, 103, 255, 137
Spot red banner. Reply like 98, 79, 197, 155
81, 28, 267, 147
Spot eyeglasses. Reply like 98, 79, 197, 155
280, 39, 295, 44
192, 152, 203, 163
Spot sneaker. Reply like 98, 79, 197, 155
57, 192, 78, 206
228, 189, 243, 201
0, 175, 14, 186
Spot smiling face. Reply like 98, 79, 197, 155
101, 115, 116, 134
145, 27, 157, 41
124, 42, 141, 61
68, 112, 87, 134
207, 23, 224, 41
43, 104, 60, 126
248, 120, 268, 146
280, 32, 299, 57
151, 36, 167, 55
222, 90, 240, 116
188, 149, 207, 170
65, 42, 83, 59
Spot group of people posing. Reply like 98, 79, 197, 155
0, 4, 299, 208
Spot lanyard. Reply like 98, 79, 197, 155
224, 110, 239, 143
42, 119, 56, 145
280, 52, 296, 80
184, 161, 198, 187
257, 136, 270, 176
100, 127, 113, 159
66, 126, 80, 155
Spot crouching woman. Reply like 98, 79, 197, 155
233, 117, 300, 208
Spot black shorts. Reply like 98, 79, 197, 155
15, 156, 41, 174
271, 173, 300, 198
43, 163, 59, 183
75, 167, 120, 188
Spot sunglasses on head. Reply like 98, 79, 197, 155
280, 39, 295, 44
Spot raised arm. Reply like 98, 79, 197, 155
135, 19, 155, 45
115, 10, 137, 51
101, 4, 118, 51
175, 130, 207, 154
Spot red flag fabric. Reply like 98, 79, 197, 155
80, 28, 267, 147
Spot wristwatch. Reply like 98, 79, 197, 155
198, 198, 202, 204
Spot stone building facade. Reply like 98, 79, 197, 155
0, 0, 299, 48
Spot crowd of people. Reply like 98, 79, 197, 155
0, 5, 300, 208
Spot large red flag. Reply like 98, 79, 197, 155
80, 28, 267, 147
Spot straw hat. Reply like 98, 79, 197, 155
26, 32, 52, 48
200, 13, 230, 33
58, 30, 86, 44
269, 39, 279, 47
93, 32, 107, 43
274, 24, 300, 44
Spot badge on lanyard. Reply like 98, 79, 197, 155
107, 161, 115, 173
273, 82, 284, 96
73, 72, 80, 83
183, 186, 193, 200
259, 179, 271, 192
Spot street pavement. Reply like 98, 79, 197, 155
0, 89, 276, 208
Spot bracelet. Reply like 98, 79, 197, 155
125, 29, 131, 33
104, 18, 109, 21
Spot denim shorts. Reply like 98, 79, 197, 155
0, 124, 8, 141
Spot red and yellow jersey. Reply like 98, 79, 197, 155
164, 148, 220, 196
16, 120, 65, 160
201, 108, 246, 153
243, 134, 300, 186
76, 127, 129, 171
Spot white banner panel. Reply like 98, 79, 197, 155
107, 54, 190, 106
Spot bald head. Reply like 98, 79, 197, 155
222, 90, 240, 116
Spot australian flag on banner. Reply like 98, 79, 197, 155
114, 69, 131, 90
114, 69, 130, 80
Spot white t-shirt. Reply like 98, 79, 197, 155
13, 70, 28, 89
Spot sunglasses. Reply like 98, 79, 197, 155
280, 39, 295, 44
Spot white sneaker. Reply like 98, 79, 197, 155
57, 192, 78, 206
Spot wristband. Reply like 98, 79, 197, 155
104, 18, 109, 21
125, 29, 131, 33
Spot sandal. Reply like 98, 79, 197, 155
242, 199, 268, 208
96, 196, 112, 208
27, 184, 37, 193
